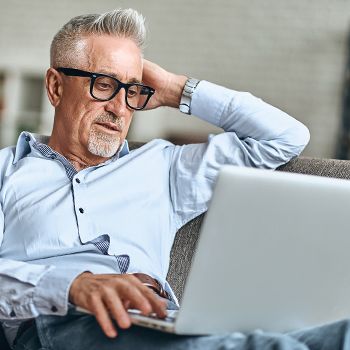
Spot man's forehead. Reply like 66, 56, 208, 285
83, 35, 143, 82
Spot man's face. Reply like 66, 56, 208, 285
55, 35, 143, 158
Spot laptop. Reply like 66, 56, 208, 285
79, 165, 350, 335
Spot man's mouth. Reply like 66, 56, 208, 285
95, 122, 121, 132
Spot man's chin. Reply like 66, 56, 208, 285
87, 138, 121, 158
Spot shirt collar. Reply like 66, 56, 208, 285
12, 131, 130, 164
13, 132, 38, 164
118, 139, 130, 158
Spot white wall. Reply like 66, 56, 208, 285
0, 0, 349, 157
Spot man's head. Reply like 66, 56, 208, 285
46, 9, 148, 162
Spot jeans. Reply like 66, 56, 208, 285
13, 306, 350, 350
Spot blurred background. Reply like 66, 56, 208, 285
0, 0, 350, 158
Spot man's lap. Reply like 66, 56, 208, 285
13, 309, 350, 350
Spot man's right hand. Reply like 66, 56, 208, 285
69, 272, 167, 338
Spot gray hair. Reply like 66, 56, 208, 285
50, 8, 146, 67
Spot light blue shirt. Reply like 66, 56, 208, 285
0, 81, 309, 343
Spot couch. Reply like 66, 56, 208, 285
1, 154, 350, 349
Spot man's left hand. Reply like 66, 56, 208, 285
142, 59, 187, 110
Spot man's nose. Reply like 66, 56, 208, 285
104, 88, 130, 116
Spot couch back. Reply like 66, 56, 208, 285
165, 156, 350, 301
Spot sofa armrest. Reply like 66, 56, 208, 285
277, 157, 350, 179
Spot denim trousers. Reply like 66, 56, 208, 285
13, 306, 350, 350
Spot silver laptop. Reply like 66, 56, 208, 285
81, 166, 350, 334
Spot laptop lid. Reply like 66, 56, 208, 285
175, 166, 350, 334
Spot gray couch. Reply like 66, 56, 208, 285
1, 154, 350, 349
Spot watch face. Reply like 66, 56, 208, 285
179, 102, 190, 114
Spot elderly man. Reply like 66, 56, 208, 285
2, 7, 345, 350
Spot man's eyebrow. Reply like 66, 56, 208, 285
98, 70, 142, 84
129, 78, 143, 84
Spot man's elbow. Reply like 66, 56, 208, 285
285, 122, 310, 155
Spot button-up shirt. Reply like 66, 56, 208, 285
0, 81, 309, 344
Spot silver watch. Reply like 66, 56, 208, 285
179, 78, 200, 115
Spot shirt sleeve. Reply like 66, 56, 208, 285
0, 203, 84, 320
170, 80, 310, 227
0, 260, 83, 320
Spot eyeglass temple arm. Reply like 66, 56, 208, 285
57, 68, 92, 78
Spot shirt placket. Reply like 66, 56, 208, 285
32, 141, 96, 243
71, 170, 96, 243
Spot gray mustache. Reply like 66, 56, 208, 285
94, 113, 124, 129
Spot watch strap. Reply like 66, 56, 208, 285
179, 78, 200, 115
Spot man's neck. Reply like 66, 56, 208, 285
48, 135, 109, 172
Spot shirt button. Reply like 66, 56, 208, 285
50, 154, 57, 159
10, 310, 16, 317
79, 208, 84, 214
25, 135, 30, 142
51, 306, 58, 312
75, 178, 81, 184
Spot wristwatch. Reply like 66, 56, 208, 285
179, 77, 200, 115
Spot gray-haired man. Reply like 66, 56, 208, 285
1, 7, 347, 350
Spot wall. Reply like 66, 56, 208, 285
0, 0, 349, 157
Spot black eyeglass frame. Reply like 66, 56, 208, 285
56, 67, 155, 110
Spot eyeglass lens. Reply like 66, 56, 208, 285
92, 76, 151, 109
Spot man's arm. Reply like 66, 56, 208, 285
0, 204, 166, 338
171, 82, 309, 226
142, 59, 309, 160
0, 201, 85, 321
141, 59, 310, 226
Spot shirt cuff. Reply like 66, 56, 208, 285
33, 267, 87, 316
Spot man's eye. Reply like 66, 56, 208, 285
128, 88, 138, 98
96, 83, 113, 90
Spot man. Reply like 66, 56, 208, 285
3, 8, 344, 350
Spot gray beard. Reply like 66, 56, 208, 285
87, 125, 121, 158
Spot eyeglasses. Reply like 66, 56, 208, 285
56, 67, 155, 110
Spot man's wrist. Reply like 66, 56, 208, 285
69, 271, 93, 305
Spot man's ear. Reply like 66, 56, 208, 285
45, 68, 63, 107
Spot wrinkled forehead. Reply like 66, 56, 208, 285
75, 34, 143, 83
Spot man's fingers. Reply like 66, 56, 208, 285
140, 286, 168, 318
70, 272, 169, 338
123, 300, 131, 309
151, 296, 168, 318
124, 276, 167, 317
103, 290, 131, 329
90, 296, 117, 338
118, 280, 153, 315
